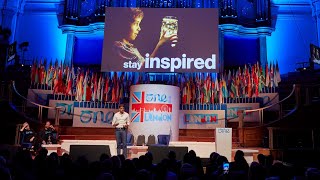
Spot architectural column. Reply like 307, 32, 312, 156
311, 0, 320, 46
259, 36, 267, 66
64, 34, 75, 66
0, 0, 26, 43
219, 29, 225, 73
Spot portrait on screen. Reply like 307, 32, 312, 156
101, 8, 219, 73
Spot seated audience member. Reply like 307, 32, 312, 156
39, 121, 57, 144
20, 122, 38, 150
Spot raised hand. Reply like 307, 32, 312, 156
158, 30, 178, 47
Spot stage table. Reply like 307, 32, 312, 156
127, 146, 149, 159
169, 141, 216, 158
41, 144, 62, 155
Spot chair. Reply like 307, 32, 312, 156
157, 135, 170, 145
127, 133, 134, 146
20, 133, 33, 150
136, 135, 145, 146
147, 135, 156, 146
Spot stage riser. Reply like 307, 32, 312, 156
57, 126, 265, 148
58, 127, 238, 136
58, 127, 242, 144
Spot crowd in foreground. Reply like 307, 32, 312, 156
0, 147, 320, 180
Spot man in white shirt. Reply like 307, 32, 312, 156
112, 104, 130, 158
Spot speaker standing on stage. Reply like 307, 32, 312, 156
112, 104, 130, 158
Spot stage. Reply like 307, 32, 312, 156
59, 139, 270, 165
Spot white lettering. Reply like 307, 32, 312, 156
123, 54, 217, 72
182, 54, 187, 69
122, 61, 142, 70
150, 57, 160, 68
145, 53, 150, 68
161, 57, 170, 69
205, 54, 216, 69
123, 62, 128, 68
194, 58, 204, 69
170, 58, 182, 72
187, 58, 194, 69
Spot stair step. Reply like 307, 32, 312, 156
178, 136, 239, 142
179, 136, 214, 142
59, 135, 115, 140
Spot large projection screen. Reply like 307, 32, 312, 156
101, 8, 219, 73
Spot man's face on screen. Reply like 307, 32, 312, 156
127, 17, 142, 42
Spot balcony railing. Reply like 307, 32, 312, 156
62, 0, 271, 28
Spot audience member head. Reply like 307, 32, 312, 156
100, 153, 110, 162
37, 147, 48, 158
180, 162, 197, 179
23, 122, 30, 130
145, 151, 153, 163
249, 161, 266, 180
265, 155, 274, 167
217, 155, 229, 166
111, 155, 121, 169
305, 168, 320, 180
234, 150, 245, 161
138, 155, 149, 170
135, 169, 151, 180
122, 159, 137, 178
168, 150, 176, 160
101, 158, 113, 173
269, 162, 285, 178
117, 154, 125, 164
60, 153, 72, 168
189, 150, 196, 158
209, 152, 220, 163
257, 153, 266, 165
183, 152, 193, 164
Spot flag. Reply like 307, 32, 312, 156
97, 73, 102, 101
75, 71, 84, 101
270, 61, 274, 88
31, 59, 37, 85
111, 72, 119, 102
104, 75, 110, 102
82, 70, 88, 101
66, 68, 73, 95
265, 61, 269, 88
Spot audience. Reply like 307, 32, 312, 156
0, 146, 319, 180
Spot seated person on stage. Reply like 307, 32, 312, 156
20, 122, 38, 150
39, 121, 57, 145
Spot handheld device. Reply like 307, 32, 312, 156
223, 162, 229, 173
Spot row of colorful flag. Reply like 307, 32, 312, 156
29, 59, 280, 104
179, 61, 281, 104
